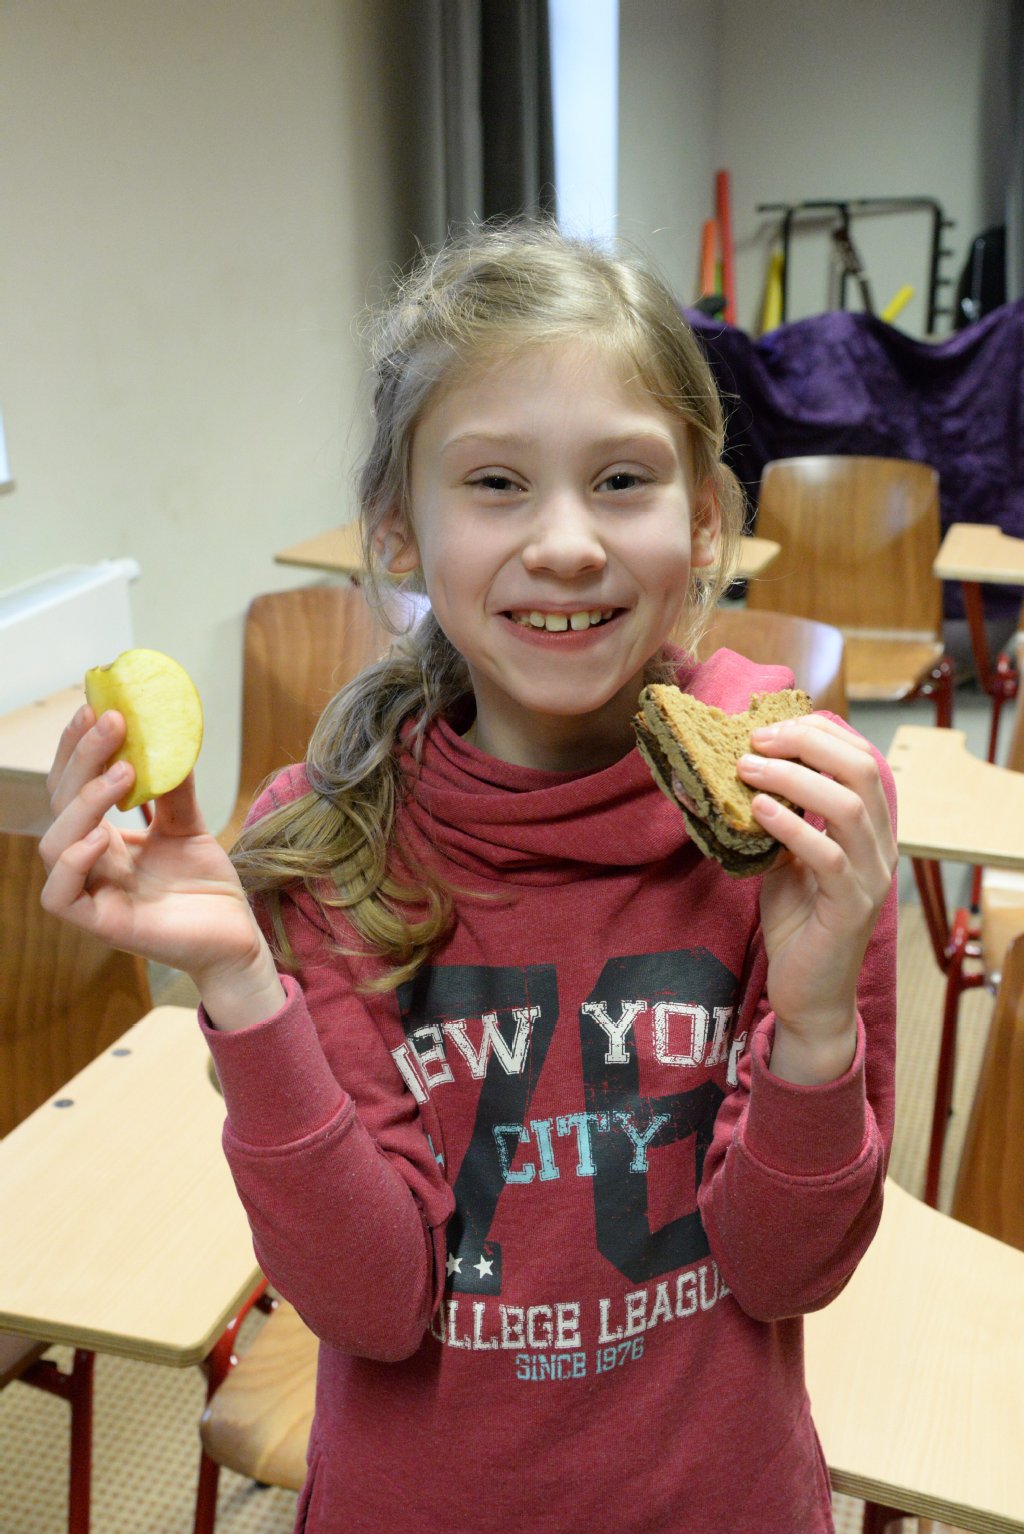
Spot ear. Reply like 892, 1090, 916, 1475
690, 479, 721, 569
372, 510, 420, 575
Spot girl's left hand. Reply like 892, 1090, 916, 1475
736, 715, 898, 1083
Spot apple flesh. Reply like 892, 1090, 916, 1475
84, 648, 204, 812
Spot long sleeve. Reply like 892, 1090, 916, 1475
697, 750, 898, 1321
202, 779, 454, 1359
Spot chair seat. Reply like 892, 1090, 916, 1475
200, 1300, 317, 1492
843, 634, 946, 701
980, 868, 1024, 983
0, 1332, 47, 1389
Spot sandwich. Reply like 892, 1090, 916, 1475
633, 684, 813, 876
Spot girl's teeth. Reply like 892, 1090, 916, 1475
515, 610, 613, 630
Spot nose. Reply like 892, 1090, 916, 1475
521, 491, 607, 578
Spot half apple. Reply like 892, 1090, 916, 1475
84, 648, 204, 812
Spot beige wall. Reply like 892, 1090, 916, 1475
0, 0, 441, 827
618, 0, 720, 300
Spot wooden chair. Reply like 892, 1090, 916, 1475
747, 456, 953, 724
197, 1298, 317, 1510
691, 607, 848, 717
218, 584, 421, 850
197, 1181, 1024, 1534
0, 825, 152, 1137
951, 932, 1024, 1250
0, 819, 153, 1533
805, 1178, 1024, 1532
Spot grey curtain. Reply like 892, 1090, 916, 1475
441, 0, 556, 227
1008, 0, 1024, 298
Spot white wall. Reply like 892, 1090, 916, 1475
0, 0, 441, 828
618, 0, 1014, 337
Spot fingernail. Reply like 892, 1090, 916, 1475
750, 723, 781, 741
105, 762, 130, 785
97, 712, 118, 737
738, 753, 763, 771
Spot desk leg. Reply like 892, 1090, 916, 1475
961, 580, 991, 693
67, 1350, 94, 1534
21, 1347, 95, 1534
861, 1504, 906, 1533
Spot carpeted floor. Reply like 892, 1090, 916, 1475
0, 900, 993, 1534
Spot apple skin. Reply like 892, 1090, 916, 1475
84, 648, 204, 812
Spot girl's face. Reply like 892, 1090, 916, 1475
390, 341, 719, 772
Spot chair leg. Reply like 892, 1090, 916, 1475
192, 1279, 273, 1534
192, 1448, 222, 1534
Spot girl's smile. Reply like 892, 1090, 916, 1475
390, 341, 720, 772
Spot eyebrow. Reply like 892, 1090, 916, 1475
439, 429, 679, 458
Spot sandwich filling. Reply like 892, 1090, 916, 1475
633, 684, 813, 877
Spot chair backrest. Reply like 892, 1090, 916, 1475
951, 931, 1024, 1250
219, 584, 423, 849
0, 827, 152, 1136
747, 456, 942, 638
691, 608, 848, 718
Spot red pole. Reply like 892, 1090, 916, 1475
715, 170, 737, 325
699, 218, 718, 298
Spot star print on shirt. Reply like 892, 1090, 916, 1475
446, 1253, 463, 1276
474, 1255, 494, 1278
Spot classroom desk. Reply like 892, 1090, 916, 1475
0, 685, 84, 832
275, 521, 782, 583
887, 722, 1024, 1206
805, 1178, 1024, 1532
887, 723, 1024, 870
0, 1005, 260, 1367
934, 523, 1024, 752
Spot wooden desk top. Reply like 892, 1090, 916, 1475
806, 1179, 1024, 1531
275, 523, 781, 584
0, 1006, 260, 1367
934, 522, 1024, 585
0, 685, 83, 774
0, 686, 85, 831
887, 724, 1024, 868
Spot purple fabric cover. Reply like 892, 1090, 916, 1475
685, 300, 1024, 619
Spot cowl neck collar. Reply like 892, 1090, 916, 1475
399, 648, 793, 887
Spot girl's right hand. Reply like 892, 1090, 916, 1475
40, 704, 285, 1024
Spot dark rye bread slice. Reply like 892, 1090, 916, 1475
633, 684, 813, 877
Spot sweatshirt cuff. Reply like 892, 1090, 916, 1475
742, 1014, 868, 1177
199, 974, 347, 1148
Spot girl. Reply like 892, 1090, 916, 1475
42, 223, 898, 1533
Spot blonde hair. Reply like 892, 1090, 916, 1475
232, 221, 745, 989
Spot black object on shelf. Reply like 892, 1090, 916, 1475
756, 197, 957, 332
953, 226, 1006, 328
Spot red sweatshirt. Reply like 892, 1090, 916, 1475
201, 648, 897, 1534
